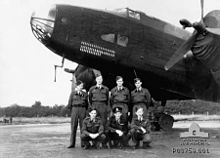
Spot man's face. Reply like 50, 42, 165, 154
116, 78, 123, 87
114, 112, 122, 119
96, 76, 103, 85
89, 110, 97, 119
136, 108, 144, 117
135, 81, 142, 89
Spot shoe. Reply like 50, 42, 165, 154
143, 143, 151, 149
131, 146, 136, 150
83, 145, 90, 150
96, 142, 101, 149
67, 145, 75, 148
102, 143, 109, 149
109, 141, 116, 149
119, 146, 123, 149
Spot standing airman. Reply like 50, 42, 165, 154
131, 78, 151, 118
110, 76, 130, 119
67, 80, 88, 148
88, 74, 110, 126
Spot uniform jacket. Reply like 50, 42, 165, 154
110, 86, 130, 105
81, 116, 104, 135
130, 116, 151, 134
107, 115, 128, 133
67, 90, 88, 109
88, 85, 109, 105
131, 88, 151, 106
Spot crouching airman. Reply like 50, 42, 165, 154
128, 107, 151, 149
106, 107, 129, 148
81, 108, 106, 149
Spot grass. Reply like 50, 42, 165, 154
1, 114, 220, 125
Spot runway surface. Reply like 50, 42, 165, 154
0, 121, 220, 158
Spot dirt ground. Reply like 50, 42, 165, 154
0, 121, 220, 158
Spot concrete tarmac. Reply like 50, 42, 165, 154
0, 122, 220, 158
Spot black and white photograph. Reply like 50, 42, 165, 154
0, 0, 220, 158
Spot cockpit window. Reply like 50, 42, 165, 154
112, 8, 141, 20
117, 34, 128, 47
112, 8, 128, 17
101, 34, 115, 43
128, 10, 140, 20
101, 33, 128, 47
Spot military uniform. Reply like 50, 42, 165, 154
128, 116, 151, 148
131, 88, 151, 118
106, 114, 129, 147
110, 86, 130, 117
81, 116, 106, 149
67, 90, 88, 148
88, 85, 109, 125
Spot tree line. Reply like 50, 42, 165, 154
1, 100, 220, 117
0, 101, 70, 117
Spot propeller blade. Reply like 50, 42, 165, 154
164, 53, 184, 71
206, 28, 220, 35
164, 33, 197, 71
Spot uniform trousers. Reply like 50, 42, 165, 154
128, 129, 151, 147
70, 106, 86, 147
107, 132, 128, 147
92, 102, 108, 126
81, 133, 106, 146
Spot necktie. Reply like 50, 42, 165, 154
116, 118, 120, 124
91, 119, 95, 123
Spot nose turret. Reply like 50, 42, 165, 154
30, 5, 56, 44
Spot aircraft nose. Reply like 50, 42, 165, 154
30, 5, 56, 44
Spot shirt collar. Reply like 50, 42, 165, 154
138, 116, 143, 121
90, 118, 96, 122
96, 84, 102, 89
136, 87, 142, 92
117, 86, 124, 91
75, 90, 82, 95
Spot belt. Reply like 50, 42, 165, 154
113, 102, 127, 105
133, 102, 146, 105
92, 101, 107, 104
72, 104, 86, 107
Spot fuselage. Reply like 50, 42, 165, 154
30, 5, 220, 102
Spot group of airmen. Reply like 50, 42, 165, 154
67, 74, 152, 150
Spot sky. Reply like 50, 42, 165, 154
0, 0, 219, 107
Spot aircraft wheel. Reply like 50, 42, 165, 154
158, 114, 174, 131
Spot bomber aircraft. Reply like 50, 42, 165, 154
30, 0, 220, 130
